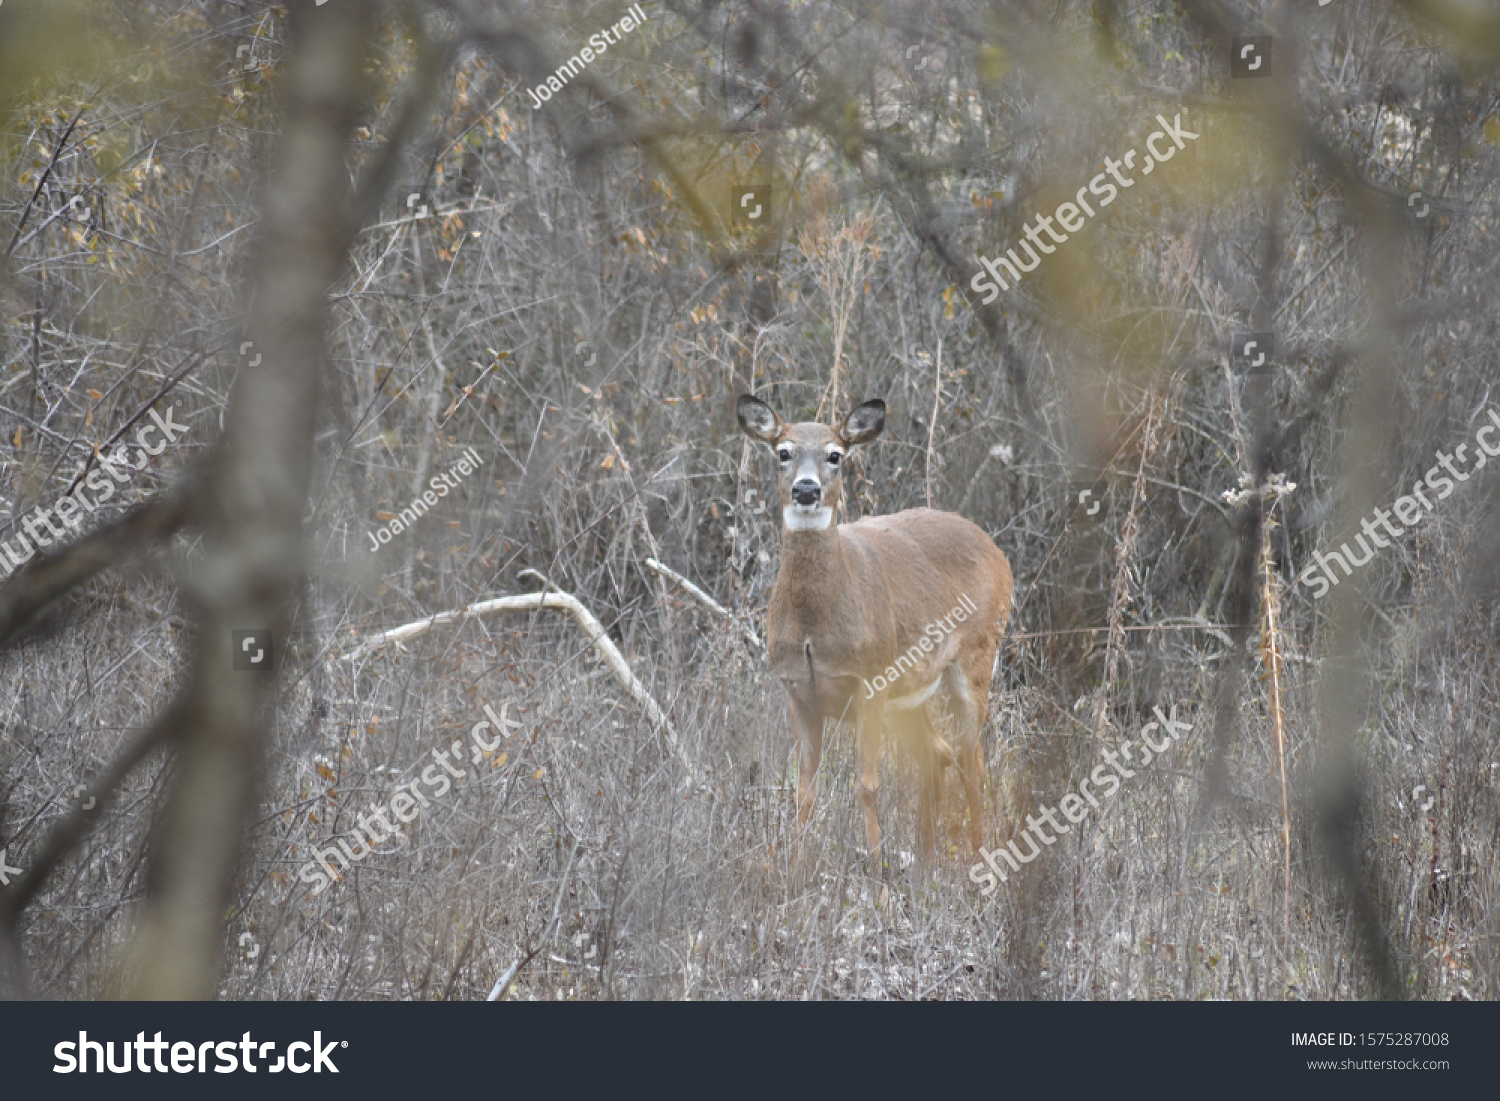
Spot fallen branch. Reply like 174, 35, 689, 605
341, 570, 695, 778
644, 556, 762, 653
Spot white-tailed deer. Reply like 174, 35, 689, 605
738, 394, 1012, 859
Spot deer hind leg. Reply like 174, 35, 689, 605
944, 651, 993, 852
891, 706, 944, 861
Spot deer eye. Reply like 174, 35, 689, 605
776, 449, 792, 463
827, 452, 842, 466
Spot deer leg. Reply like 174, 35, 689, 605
853, 694, 886, 858
790, 699, 823, 829
929, 720, 955, 769
926, 706, 947, 850
945, 656, 991, 852
912, 707, 944, 862
892, 708, 942, 863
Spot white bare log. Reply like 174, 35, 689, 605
341, 571, 695, 778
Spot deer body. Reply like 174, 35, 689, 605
739, 395, 1012, 858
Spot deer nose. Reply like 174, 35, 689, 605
792, 479, 821, 506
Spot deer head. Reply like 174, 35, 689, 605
736, 395, 886, 531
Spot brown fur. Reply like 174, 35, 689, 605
738, 395, 1013, 859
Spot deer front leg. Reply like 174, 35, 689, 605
854, 694, 886, 856
790, 698, 823, 829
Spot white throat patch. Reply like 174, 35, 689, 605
783, 506, 833, 531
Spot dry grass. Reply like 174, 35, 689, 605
2, 0, 1499, 1000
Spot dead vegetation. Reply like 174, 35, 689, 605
1, 0, 1498, 999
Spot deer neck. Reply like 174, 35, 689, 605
771, 524, 856, 633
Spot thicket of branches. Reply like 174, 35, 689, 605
1, 0, 1497, 999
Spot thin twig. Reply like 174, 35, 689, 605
1090, 395, 1162, 743
4, 107, 85, 259
925, 339, 943, 509
487, 834, 581, 1001
644, 556, 762, 652
1260, 509, 1293, 948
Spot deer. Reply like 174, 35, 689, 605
737, 394, 1013, 862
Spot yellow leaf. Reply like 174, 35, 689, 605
600, 453, 615, 469
86, 389, 103, 400
494, 752, 509, 768
979, 44, 1009, 81
533, 768, 545, 780
377, 511, 396, 521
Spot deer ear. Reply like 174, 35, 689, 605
840, 399, 886, 445
736, 394, 782, 442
